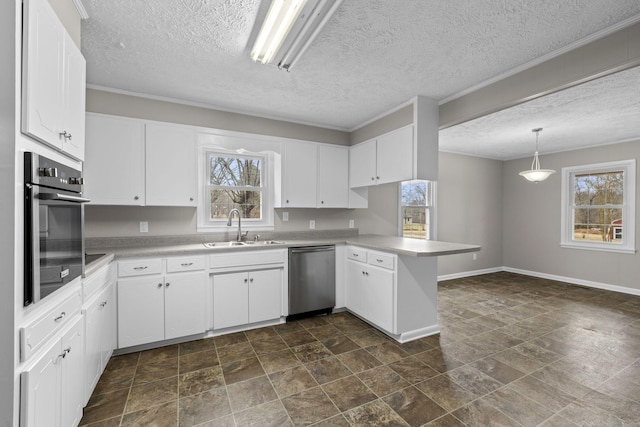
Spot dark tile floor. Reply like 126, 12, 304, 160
80, 272, 640, 426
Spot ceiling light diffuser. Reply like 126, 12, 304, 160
250, 0, 343, 71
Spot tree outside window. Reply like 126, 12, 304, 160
207, 154, 264, 221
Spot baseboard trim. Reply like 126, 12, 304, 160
438, 265, 640, 297
438, 267, 503, 282
503, 267, 640, 297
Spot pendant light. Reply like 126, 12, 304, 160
519, 128, 555, 183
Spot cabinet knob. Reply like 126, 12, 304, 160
321, 200, 324, 204
166, 283, 170, 287
376, 176, 380, 180
157, 283, 163, 288
59, 130, 71, 140
371, 177, 374, 181
54, 312, 66, 322
190, 197, 194, 202
244, 278, 248, 283
134, 196, 139, 200
286, 200, 289, 203
250, 277, 254, 282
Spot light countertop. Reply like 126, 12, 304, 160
84, 234, 480, 272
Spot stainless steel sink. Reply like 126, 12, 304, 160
244, 240, 285, 245
203, 242, 247, 248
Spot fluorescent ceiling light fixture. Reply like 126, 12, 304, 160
519, 128, 556, 183
250, 0, 343, 71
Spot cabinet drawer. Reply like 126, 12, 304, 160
118, 259, 162, 277
166, 256, 205, 273
367, 251, 395, 270
347, 247, 367, 263
210, 249, 286, 270
83, 262, 114, 301
20, 288, 82, 361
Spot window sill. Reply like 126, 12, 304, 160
560, 243, 636, 254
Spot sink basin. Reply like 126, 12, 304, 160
244, 240, 285, 245
203, 242, 247, 248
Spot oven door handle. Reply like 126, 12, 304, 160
38, 193, 91, 203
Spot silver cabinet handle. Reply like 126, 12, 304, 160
352, 253, 359, 257
54, 312, 66, 322
133, 266, 147, 271
157, 283, 163, 288
100, 301, 107, 307
59, 130, 71, 139
376, 259, 384, 263
165, 283, 170, 287
189, 197, 194, 202
249, 277, 254, 282
371, 177, 374, 181
321, 200, 324, 204
376, 176, 380, 179
134, 196, 139, 200
180, 263, 193, 267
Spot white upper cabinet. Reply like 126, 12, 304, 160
317, 145, 349, 207
22, 0, 86, 160
84, 114, 197, 206
145, 123, 197, 206
376, 125, 413, 185
279, 140, 353, 208
281, 140, 318, 208
349, 125, 413, 187
84, 114, 146, 205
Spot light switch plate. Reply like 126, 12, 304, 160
309, 220, 315, 229
282, 212, 289, 221
139, 221, 148, 233
349, 219, 355, 228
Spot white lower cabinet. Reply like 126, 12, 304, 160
20, 314, 85, 427
345, 247, 396, 334
117, 257, 207, 348
213, 269, 282, 329
83, 283, 116, 404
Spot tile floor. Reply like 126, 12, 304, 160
80, 272, 640, 426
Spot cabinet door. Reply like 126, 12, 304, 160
165, 272, 207, 339
349, 140, 376, 188
282, 141, 317, 207
83, 297, 102, 404
20, 341, 61, 427
317, 145, 349, 208
145, 123, 197, 206
248, 269, 282, 323
117, 276, 165, 347
365, 267, 395, 333
103, 284, 118, 368
376, 126, 413, 185
213, 272, 249, 329
345, 260, 367, 318
21, 0, 64, 149
84, 114, 146, 205
61, 32, 86, 161
60, 316, 84, 427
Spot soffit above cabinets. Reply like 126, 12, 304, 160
80, 0, 640, 133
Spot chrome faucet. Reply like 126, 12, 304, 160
227, 209, 242, 242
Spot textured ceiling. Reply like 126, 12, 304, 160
81, 1, 640, 155
439, 66, 640, 160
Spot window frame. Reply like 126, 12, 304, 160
560, 159, 636, 254
397, 180, 435, 240
197, 147, 275, 232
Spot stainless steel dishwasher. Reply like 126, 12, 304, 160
288, 245, 335, 320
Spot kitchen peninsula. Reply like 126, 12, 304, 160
86, 233, 480, 345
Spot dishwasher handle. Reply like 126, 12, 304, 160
289, 246, 335, 254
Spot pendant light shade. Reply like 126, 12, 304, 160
519, 128, 555, 183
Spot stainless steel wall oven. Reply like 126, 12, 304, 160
24, 152, 89, 306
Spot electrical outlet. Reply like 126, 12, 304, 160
282, 212, 289, 221
349, 219, 355, 228
309, 220, 315, 230
472, 253, 477, 261
139, 221, 148, 233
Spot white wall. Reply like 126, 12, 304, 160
503, 140, 640, 292
437, 152, 504, 276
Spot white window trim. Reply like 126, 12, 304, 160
560, 159, 636, 254
197, 146, 275, 232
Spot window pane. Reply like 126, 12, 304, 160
573, 207, 623, 243
210, 157, 261, 187
210, 190, 261, 220
574, 171, 623, 206
401, 181, 428, 206
402, 207, 428, 239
